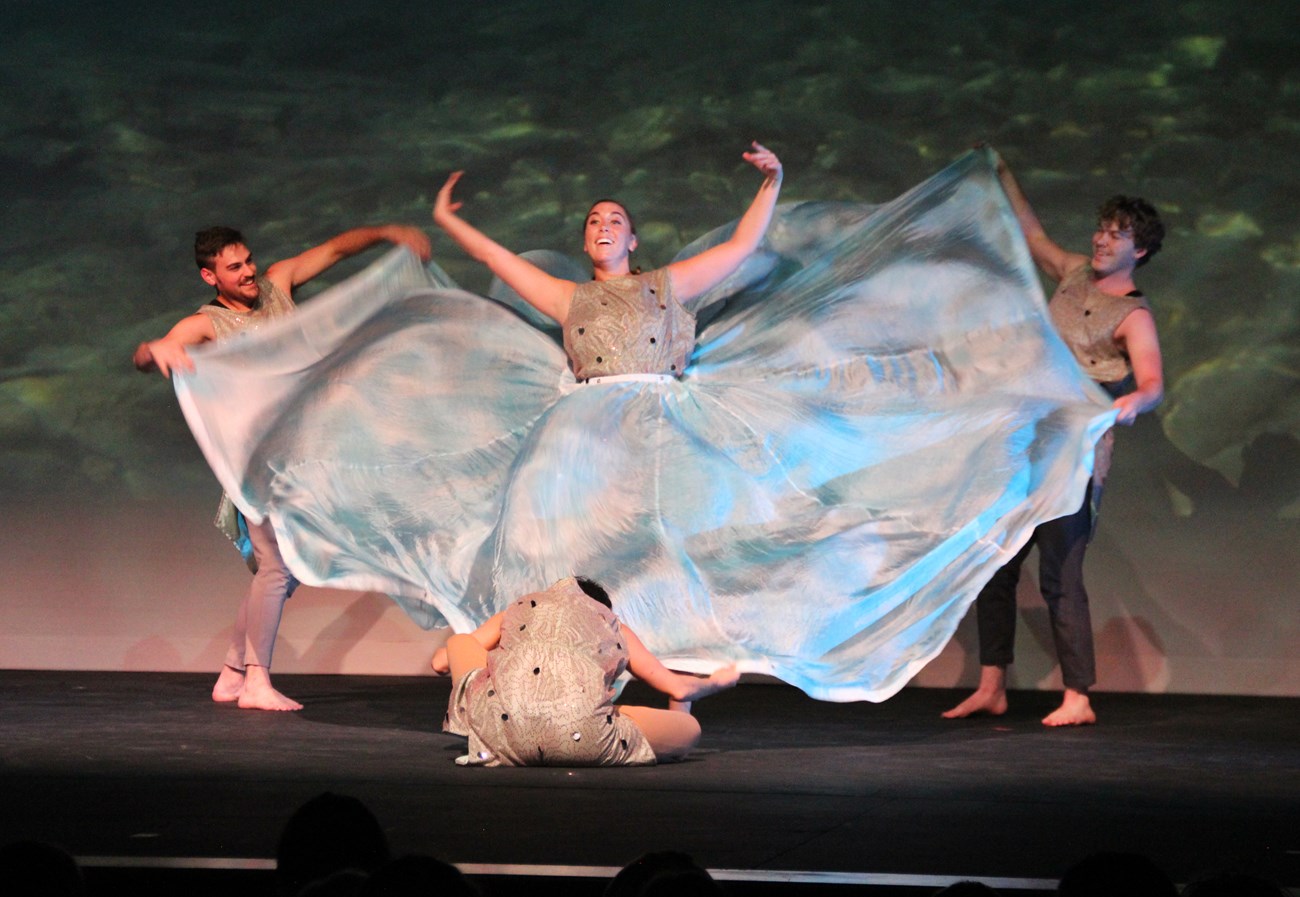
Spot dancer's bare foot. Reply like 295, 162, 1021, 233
942, 665, 1008, 718
668, 699, 693, 714
1041, 688, 1095, 727
237, 664, 302, 711
212, 665, 245, 703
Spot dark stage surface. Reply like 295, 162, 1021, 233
2, 671, 1298, 893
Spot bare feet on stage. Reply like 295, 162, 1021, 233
1041, 688, 1096, 727
212, 664, 245, 703
239, 665, 303, 711
941, 665, 1008, 719
212, 664, 303, 711
943, 668, 1096, 726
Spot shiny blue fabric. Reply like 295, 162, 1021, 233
174, 149, 1115, 701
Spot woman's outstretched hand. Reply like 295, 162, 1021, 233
433, 171, 466, 226
742, 141, 783, 182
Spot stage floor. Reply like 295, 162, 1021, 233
2, 671, 1297, 893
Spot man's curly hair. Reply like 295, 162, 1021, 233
1098, 196, 1164, 266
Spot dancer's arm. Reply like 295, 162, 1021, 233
991, 151, 1087, 282
622, 626, 740, 702
133, 312, 216, 377
1112, 308, 1164, 425
665, 142, 784, 302
433, 171, 577, 323
265, 225, 432, 295
430, 611, 505, 674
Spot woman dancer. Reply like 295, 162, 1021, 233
432, 576, 737, 765
426, 144, 778, 709
432, 141, 781, 336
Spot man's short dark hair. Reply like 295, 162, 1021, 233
575, 576, 611, 608
194, 226, 246, 270
1098, 196, 1164, 266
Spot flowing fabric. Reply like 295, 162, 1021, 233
174, 149, 1115, 701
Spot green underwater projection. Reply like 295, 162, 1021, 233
1, 0, 1297, 685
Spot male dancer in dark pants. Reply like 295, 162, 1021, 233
943, 151, 1166, 726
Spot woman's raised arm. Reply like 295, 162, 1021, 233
665, 142, 784, 302
433, 171, 578, 323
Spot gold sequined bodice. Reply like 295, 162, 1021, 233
562, 269, 695, 380
1048, 266, 1150, 386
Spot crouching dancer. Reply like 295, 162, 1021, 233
432, 577, 739, 765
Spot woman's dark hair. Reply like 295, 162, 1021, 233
585, 199, 636, 235
1097, 195, 1164, 266
575, 576, 612, 608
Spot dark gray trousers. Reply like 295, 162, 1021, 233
975, 490, 1096, 691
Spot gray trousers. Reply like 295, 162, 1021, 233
223, 516, 298, 670
974, 491, 1096, 691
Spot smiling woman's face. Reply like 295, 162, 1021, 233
583, 201, 638, 266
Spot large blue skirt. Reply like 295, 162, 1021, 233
175, 149, 1115, 701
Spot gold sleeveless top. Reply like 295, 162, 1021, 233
1047, 265, 1150, 387
198, 276, 296, 342
562, 269, 695, 380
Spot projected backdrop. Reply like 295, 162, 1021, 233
1, 0, 1296, 694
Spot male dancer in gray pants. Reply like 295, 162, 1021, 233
135, 223, 429, 710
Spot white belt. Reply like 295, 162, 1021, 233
579, 373, 677, 385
